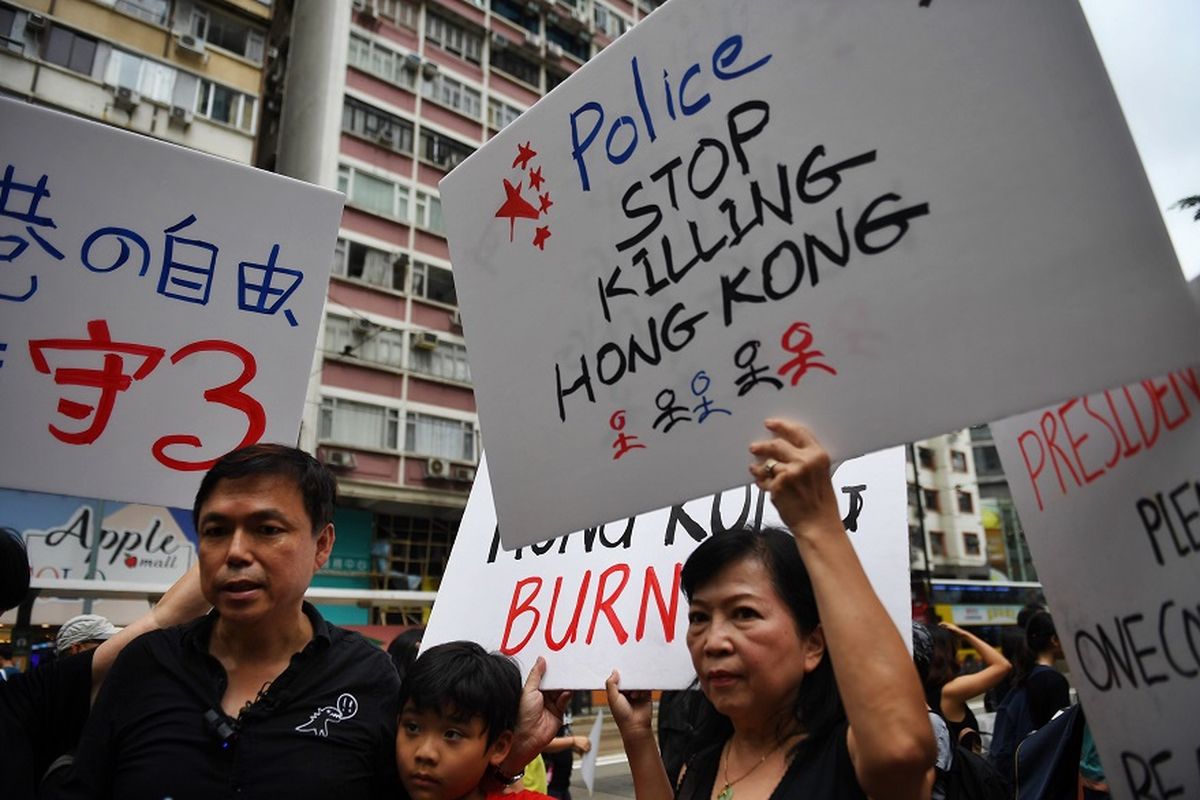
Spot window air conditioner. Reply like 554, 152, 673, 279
425, 457, 448, 478
113, 86, 141, 111
421, 61, 439, 79
176, 33, 207, 57
452, 465, 476, 482
546, 42, 563, 59
413, 331, 440, 350
449, 310, 463, 328
26, 13, 47, 31
323, 449, 357, 469
403, 53, 422, 71
169, 105, 194, 126
523, 31, 543, 50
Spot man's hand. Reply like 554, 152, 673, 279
500, 657, 571, 777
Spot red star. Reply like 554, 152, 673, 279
528, 166, 545, 191
495, 179, 540, 241
538, 192, 553, 215
512, 142, 537, 171
532, 226, 551, 250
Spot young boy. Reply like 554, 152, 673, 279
396, 641, 552, 800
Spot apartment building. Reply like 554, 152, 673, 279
258, 0, 664, 621
1, 0, 271, 164
907, 430, 989, 580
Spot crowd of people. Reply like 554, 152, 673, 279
0, 419, 1092, 799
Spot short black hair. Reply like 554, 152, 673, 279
1025, 610, 1057, 654
192, 444, 336, 534
387, 626, 425, 684
679, 527, 844, 754
400, 641, 520, 746
0, 643, 13, 661
0, 527, 30, 613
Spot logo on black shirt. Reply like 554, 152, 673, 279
295, 692, 359, 737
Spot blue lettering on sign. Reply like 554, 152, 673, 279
568, 34, 772, 192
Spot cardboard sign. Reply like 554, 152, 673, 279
422, 448, 908, 689
440, 0, 1200, 549
991, 368, 1200, 800
0, 99, 340, 508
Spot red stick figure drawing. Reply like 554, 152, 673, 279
777, 321, 837, 387
610, 409, 646, 460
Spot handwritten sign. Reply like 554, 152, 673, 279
440, 0, 1200, 549
422, 448, 908, 689
0, 99, 340, 508
991, 368, 1200, 800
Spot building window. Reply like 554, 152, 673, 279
922, 489, 940, 512
929, 531, 946, 557
409, 338, 471, 383
105, 50, 177, 104
488, 98, 523, 130
963, 532, 981, 557
491, 47, 540, 87
957, 489, 974, 514
907, 484, 919, 508
343, 96, 415, 154
44, 27, 98, 75
115, 0, 170, 26
545, 24, 589, 60
545, 69, 569, 92
951, 450, 968, 472
348, 33, 418, 91
332, 238, 406, 292
973, 444, 1003, 477
411, 260, 457, 305
419, 129, 475, 171
195, 78, 256, 132
324, 315, 406, 369
191, 4, 266, 63
420, 71, 482, 120
414, 191, 444, 234
320, 397, 399, 450
490, 0, 539, 33
337, 165, 411, 221
405, 412, 476, 462
425, 12, 483, 64
917, 446, 935, 470
377, 0, 418, 28
593, 4, 630, 37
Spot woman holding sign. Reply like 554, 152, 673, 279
608, 419, 934, 800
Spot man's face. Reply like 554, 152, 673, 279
197, 474, 333, 628
395, 702, 511, 800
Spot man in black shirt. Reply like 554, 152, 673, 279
60, 444, 402, 799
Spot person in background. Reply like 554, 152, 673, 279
55, 615, 123, 658
0, 644, 20, 681
607, 419, 934, 800
541, 718, 591, 800
388, 626, 425, 683
985, 602, 1044, 712
927, 622, 1011, 751
911, 622, 952, 800
1023, 611, 1070, 729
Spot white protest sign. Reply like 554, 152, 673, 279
0, 99, 340, 508
581, 709, 602, 795
991, 367, 1200, 800
422, 448, 908, 689
440, 0, 1200, 549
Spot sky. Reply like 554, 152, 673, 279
1079, 0, 1200, 280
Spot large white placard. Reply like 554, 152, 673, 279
0, 99, 340, 508
991, 368, 1200, 800
422, 448, 909, 689
440, 0, 1200, 549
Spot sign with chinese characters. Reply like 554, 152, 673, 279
422, 448, 909, 689
439, 0, 1200, 549
0, 99, 341, 508
991, 367, 1200, 800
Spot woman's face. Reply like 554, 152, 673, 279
685, 557, 824, 728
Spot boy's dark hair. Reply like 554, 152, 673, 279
400, 641, 521, 746
678, 527, 844, 756
192, 444, 336, 534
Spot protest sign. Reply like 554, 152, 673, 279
991, 367, 1200, 800
0, 99, 340, 508
422, 447, 908, 689
439, 0, 1200, 549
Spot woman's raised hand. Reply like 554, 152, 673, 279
748, 418, 843, 535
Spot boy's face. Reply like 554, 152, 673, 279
396, 701, 512, 800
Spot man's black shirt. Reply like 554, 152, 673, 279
59, 604, 400, 800
0, 650, 94, 799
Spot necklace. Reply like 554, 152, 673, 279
716, 739, 781, 800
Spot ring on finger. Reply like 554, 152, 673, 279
763, 458, 778, 478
